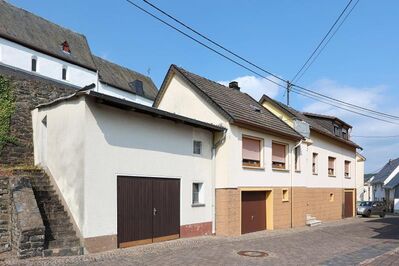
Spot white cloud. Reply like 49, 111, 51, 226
299, 79, 399, 172
219, 75, 281, 100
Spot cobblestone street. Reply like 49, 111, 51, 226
3, 216, 399, 265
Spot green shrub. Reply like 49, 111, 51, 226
0, 76, 16, 151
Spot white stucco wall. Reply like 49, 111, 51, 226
157, 73, 357, 190
0, 37, 97, 87
32, 98, 87, 231
81, 99, 214, 238
97, 82, 153, 106
356, 154, 366, 201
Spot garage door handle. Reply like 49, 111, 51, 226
153, 208, 157, 216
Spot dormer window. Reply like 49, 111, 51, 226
129, 80, 144, 96
61, 41, 71, 54
342, 128, 348, 140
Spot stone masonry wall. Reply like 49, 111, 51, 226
10, 176, 45, 259
0, 65, 79, 167
0, 176, 11, 253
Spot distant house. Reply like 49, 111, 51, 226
370, 158, 399, 210
362, 173, 376, 201
0, 0, 157, 105
356, 153, 366, 201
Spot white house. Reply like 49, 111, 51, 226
32, 90, 224, 252
155, 65, 361, 234
0, 0, 157, 106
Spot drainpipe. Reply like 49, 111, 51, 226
290, 139, 303, 228
211, 130, 226, 234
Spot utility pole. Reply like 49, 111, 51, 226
286, 81, 291, 106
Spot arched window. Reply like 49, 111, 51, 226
62, 66, 67, 80
31, 56, 37, 72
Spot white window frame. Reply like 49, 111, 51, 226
294, 146, 301, 172
193, 140, 202, 155
328, 156, 336, 177
192, 182, 205, 207
272, 141, 289, 171
242, 135, 264, 169
344, 160, 351, 178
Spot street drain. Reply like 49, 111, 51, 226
237, 250, 268, 258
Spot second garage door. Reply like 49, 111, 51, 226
117, 176, 180, 248
241, 191, 266, 234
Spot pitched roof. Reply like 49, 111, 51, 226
93, 56, 158, 100
38, 90, 225, 133
259, 94, 361, 149
0, 0, 96, 71
302, 112, 352, 128
384, 172, 399, 189
371, 158, 399, 184
364, 173, 375, 183
155, 65, 303, 140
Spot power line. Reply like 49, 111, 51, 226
124, 0, 399, 124
124, 0, 285, 89
294, 0, 361, 83
352, 135, 399, 138
291, 0, 355, 83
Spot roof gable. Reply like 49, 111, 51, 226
371, 158, 399, 184
93, 56, 158, 100
155, 65, 303, 140
0, 0, 96, 70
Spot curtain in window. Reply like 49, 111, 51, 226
345, 161, 350, 172
328, 157, 335, 168
272, 143, 286, 163
242, 137, 261, 161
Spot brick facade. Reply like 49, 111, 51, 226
0, 65, 78, 167
215, 189, 241, 236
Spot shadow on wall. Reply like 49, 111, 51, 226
365, 217, 399, 240
89, 101, 208, 158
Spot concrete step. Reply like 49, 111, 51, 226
306, 219, 322, 227
43, 246, 83, 257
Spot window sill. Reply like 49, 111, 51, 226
191, 203, 205, 207
329, 175, 336, 178
345, 176, 351, 179
242, 166, 265, 170
272, 168, 289, 172
295, 170, 301, 173
282, 199, 289, 202
312, 173, 318, 175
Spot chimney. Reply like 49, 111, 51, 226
229, 81, 240, 90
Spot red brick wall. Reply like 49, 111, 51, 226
180, 221, 212, 238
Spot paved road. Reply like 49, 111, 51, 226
4, 216, 399, 265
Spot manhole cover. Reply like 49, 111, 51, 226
237, 250, 268, 257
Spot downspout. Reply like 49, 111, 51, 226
291, 139, 303, 228
211, 129, 226, 234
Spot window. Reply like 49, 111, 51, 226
62, 66, 67, 80
334, 125, 341, 136
330, 193, 334, 202
61, 41, 71, 54
294, 146, 300, 172
242, 136, 262, 168
312, 153, 318, 175
193, 140, 202, 155
344, 160, 351, 178
31, 56, 37, 72
342, 128, 348, 140
272, 142, 287, 169
328, 157, 336, 176
282, 189, 289, 202
192, 182, 204, 206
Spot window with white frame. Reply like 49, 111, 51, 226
62, 65, 67, 80
294, 146, 300, 171
312, 153, 318, 174
272, 142, 287, 169
192, 182, 204, 206
193, 140, 202, 155
242, 136, 262, 168
344, 160, 351, 178
328, 156, 336, 176
31, 56, 37, 72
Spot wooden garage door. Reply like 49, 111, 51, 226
344, 191, 354, 218
241, 191, 266, 234
117, 176, 180, 248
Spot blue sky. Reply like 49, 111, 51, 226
10, 0, 399, 172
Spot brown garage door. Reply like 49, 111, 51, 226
241, 191, 266, 234
344, 191, 354, 218
117, 176, 180, 248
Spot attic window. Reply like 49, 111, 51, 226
129, 80, 144, 96
334, 125, 341, 136
61, 41, 71, 54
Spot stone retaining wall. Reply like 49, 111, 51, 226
0, 176, 11, 253
0, 65, 78, 166
10, 176, 45, 259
